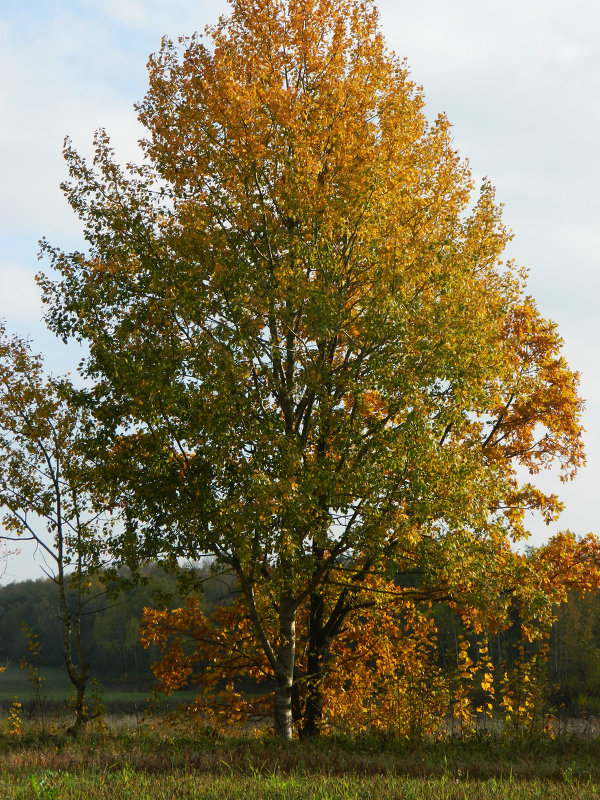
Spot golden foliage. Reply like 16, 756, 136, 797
39, 0, 589, 738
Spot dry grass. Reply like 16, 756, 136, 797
1, 716, 600, 798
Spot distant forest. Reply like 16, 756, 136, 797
0, 566, 236, 689
1, 567, 599, 713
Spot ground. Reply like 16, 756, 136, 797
1, 718, 600, 799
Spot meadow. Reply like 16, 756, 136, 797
3, 616, 600, 798
0, 666, 197, 718
4, 631, 600, 797
1, 716, 600, 799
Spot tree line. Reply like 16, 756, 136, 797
0, 565, 239, 685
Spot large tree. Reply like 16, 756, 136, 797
39, 0, 583, 738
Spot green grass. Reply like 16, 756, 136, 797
0, 667, 72, 700
0, 726, 599, 798
2, 772, 600, 800
0, 666, 197, 713
1, 717, 600, 798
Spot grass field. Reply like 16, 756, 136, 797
0, 666, 72, 696
1, 724, 600, 799
2, 668, 599, 797
0, 666, 197, 714
2, 771, 599, 799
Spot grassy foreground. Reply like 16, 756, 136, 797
2, 772, 600, 799
1, 726, 600, 798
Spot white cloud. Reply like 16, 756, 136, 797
0, 262, 43, 324
81, 0, 227, 33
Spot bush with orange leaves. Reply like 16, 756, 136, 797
140, 575, 452, 738
141, 532, 600, 739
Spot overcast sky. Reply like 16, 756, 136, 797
1, 0, 599, 583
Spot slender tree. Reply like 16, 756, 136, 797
39, 0, 583, 738
0, 327, 109, 733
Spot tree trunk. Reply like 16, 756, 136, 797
58, 570, 91, 736
273, 593, 296, 740
67, 672, 89, 736
302, 589, 325, 738
300, 574, 358, 738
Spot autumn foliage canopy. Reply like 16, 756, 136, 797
36, 0, 595, 738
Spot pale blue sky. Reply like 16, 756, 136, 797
1, 0, 599, 582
